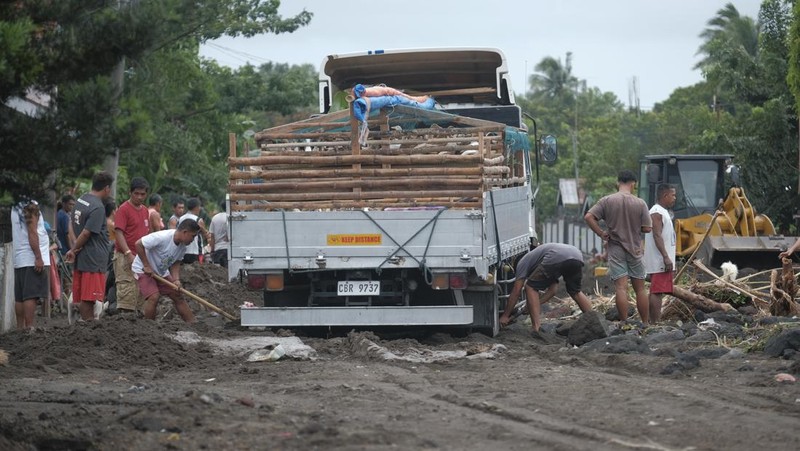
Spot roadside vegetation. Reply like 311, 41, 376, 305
1, 1, 799, 231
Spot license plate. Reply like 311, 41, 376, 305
337, 280, 380, 296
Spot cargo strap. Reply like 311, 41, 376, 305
281, 209, 292, 272
489, 190, 502, 266
361, 208, 448, 283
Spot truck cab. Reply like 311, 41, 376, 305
319, 48, 523, 128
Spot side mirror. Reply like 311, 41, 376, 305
539, 135, 557, 165
646, 163, 660, 184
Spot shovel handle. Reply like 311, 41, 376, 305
151, 273, 236, 321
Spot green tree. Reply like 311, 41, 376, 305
528, 52, 580, 108
0, 0, 311, 202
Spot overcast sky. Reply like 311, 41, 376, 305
199, 0, 762, 110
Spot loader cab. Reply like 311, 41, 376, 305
639, 154, 731, 219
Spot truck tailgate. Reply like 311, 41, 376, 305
230, 209, 483, 270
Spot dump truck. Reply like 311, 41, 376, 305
639, 154, 796, 269
227, 48, 556, 335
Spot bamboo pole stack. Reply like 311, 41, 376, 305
229, 106, 522, 211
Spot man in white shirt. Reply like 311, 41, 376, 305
177, 197, 209, 264
209, 201, 229, 268
132, 218, 200, 322
643, 184, 677, 324
11, 199, 50, 330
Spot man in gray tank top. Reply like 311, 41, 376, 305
499, 243, 592, 334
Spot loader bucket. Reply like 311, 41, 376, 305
697, 236, 798, 270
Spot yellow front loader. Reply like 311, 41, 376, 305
640, 155, 795, 269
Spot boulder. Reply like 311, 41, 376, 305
644, 329, 685, 346
660, 353, 701, 375
567, 311, 609, 346
685, 347, 731, 360
604, 305, 635, 321
764, 328, 800, 358
580, 335, 652, 355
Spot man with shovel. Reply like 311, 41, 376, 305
131, 219, 200, 323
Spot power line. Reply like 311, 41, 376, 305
204, 43, 275, 66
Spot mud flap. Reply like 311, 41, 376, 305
462, 286, 500, 337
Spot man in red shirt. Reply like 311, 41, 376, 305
113, 177, 151, 314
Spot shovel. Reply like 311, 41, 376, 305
151, 273, 237, 321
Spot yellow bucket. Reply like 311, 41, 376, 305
594, 266, 609, 277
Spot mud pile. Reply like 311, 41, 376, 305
178, 263, 262, 315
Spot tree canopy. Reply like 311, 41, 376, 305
2, 0, 800, 235
525, 1, 799, 231
0, 0, 312, 204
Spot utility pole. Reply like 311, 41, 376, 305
103, 0, 134, 198
572, 82, 580, 183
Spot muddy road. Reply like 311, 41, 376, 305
1, 264, 799, 450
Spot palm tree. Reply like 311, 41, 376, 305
695, 3, 762, 103
529, 52, 580, 107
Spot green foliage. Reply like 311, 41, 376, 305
788, 0, 800, 113
527, 1, 800, 233
0, 0, 312, 207
0, 17, 40, 98
118, 43, 318, 210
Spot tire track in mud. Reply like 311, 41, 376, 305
350, 354, 799, 451
312, 362, 670, 451
531, 348, 800, 419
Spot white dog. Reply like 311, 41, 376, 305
720, 262, 739, 282
67, 294, 108, 324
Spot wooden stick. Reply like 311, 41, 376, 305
674, 209, 722, 281
230, 189, 482, 202
230, 153, 483, 167
230, 178, 481, 192
769, 270, 793, 316
255, 125, 504, 142
419, 87, 497, 97
230, 200, 481, 211
151, 274, 236, 321
781, 257, 796, 300
257, 143, 491, 154
230, 166, 483, 180
693, 260, 771, 307
672, 286, 734, 313
734, 267, 781, 283
229, 166, 486, 180
228, 133, 237, 159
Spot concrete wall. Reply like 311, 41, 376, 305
542, 218, 603, 256
0, 243, 15, 333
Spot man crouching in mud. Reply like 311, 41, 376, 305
499, 243, 592, 337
